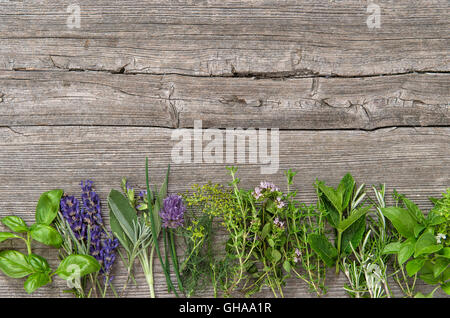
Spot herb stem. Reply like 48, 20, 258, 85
145, 158, 178, 296
169, 230, 184, 293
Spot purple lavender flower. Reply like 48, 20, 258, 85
160, 194, 186, 229
138, 190, 147, 199
60, 195, 86, 240
60, 180, 119, 278
100, 236, 119, 275
81, 180, 103, 226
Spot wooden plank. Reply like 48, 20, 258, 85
0, 1, 448, 76
1, 71, 448, 129
0, 126, 448, 297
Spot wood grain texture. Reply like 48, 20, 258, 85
1, 71, 448, 129
0, 126, 448, 297
0, 0, 448, 299
0, 0, 448, 76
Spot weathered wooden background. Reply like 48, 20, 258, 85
0, 0, 449, 298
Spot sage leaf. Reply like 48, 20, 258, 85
24, 273, 51, 294
308, 233, 338, 267
1, 216, 28, 233
0, 250, 34, 278
107, 189, 138, 243
35, 189, 63, 225
30, 224, 62, 248
0, 232, 21, 243
56, 254, 101, 280
108, 203, 131, 252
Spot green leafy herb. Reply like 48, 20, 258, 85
0, 190, 100, 294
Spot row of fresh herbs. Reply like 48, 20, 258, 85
0, 160, 448, 297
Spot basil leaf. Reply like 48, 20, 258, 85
413, 224, 425, 238
438, 247, 450, 259
1, 216, 29, 233
441, 282, 450, 296
414, 231, 443, 257
433, 258, 450, 278
400, 196, 425, 223
308, 233, 338, 267
398, 240, 415, 265
30, 224, 63, 248
0, 250, 34, 278
56, 254, 100, 280
27, 254, 51, 274
381, 207, 418, 238
0, 232, 21, 243
24, 272, 51, 294
35, 189, 63, 225
406, 258, 426, 277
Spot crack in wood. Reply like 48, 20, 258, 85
6, 63, 450, 80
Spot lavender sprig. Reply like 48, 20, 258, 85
59, 180, 119, 296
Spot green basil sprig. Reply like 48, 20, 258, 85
381, 191, 450, 296
0, 190, 100, 294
